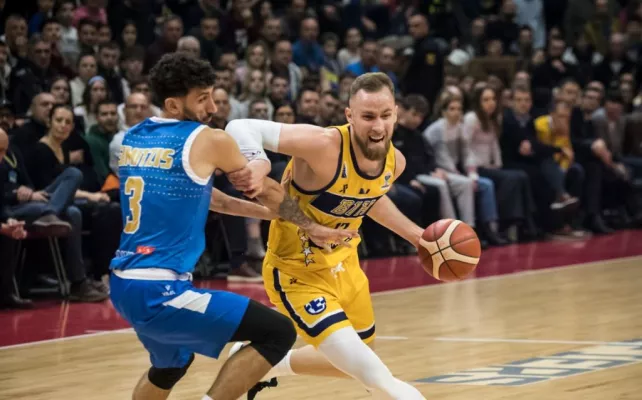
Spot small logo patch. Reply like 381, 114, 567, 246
304, 297, 327, 315
136, 246, 155, 255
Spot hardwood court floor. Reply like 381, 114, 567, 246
1, 252, 641, 399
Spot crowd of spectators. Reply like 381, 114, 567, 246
1, 0, 642, 309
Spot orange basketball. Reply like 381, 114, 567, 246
418, 219, 481, 281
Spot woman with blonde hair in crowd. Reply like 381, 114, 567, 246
238, 68, 274, 119
465, 85, 537, 240
236, 42, 270, 84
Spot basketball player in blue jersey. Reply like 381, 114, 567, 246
109, 53, 357, 400
224, 72, 427, 399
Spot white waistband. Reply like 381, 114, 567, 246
112, 268, 193, 281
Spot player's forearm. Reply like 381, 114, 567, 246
368, 195, 423, 247
256, 178, 315, 229
210, 188, 277, 220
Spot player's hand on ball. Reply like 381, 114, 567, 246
305, 223, 360, 253
228, 160, 271, 198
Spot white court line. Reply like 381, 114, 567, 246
432, 337, 636, 346
376, 336, 409, 341
1, 254, 640, 351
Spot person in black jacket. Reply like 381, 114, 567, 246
401, 13, 444, 107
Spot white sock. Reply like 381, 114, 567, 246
263, 350, 295, 380
202, 396, 213, 400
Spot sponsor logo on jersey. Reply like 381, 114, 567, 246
304, 297, 327, 315
136, 245, 156, 255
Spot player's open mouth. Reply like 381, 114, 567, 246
369, 136, 384, 143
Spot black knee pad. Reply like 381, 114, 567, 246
147, 354, 195, 390
250, 308, 297, 366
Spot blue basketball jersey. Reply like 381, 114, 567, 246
110, 117, 214, 274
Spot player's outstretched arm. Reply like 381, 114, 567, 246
196, 128, 358, 250
225, 119, 338, 192
367, 150, 423, 247
209, 188, 277, 220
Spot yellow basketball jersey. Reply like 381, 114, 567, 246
265, 124, 396, 271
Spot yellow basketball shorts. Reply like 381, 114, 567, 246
263, 253, 375, 347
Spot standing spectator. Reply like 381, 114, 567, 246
84, 101, 119, 185
9, 35, 57, 116
72, 0, 107, 27
145, 16, 183, 73
96, 42, 124, 104
465, 85, 537, 240
292, 17, 325, 74
56, 0, 79, 69
70, 54, 97, 106
402, 13, 444, 106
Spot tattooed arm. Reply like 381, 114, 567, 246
192, 127, 358, 249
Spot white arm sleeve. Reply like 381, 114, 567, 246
225, 119, 282, 163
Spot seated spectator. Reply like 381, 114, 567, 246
268, 74, 290, 107
55, 0, 79, 69
1, 124, 107, 302
97, 42, 125, 104
9, 35, 58, 116
533, 100, 587, 236
345, 39, 380, 77
465, 85, 537, 241
425, 90, 506, 247
76, 19, 98, 55
116, 77, 160, 126
316, 91, 341, 127
419, 95, 475, 230
248, 99, 270, 120
235, 42, 269, 84
337, 27, 362, 71
503, 84, 579, 212
273, 102, 296, 124
84, 101, 119, 185
145, 16, 183, 72
9, 92, 55, 157
176, 36, 201, 59
394, 94, 453, 228
74, 75, 109, 131
70, 54, 97, 106
119, 48, 144, 98
109, 93, 150, 177
27, 104, 118, 292
295, 87, 319, 124
238, 68, 273, 119
271, 39, 303, 100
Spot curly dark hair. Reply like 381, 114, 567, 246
149, 53, 217, 106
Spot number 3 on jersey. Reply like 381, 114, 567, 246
124, 177, 144, 234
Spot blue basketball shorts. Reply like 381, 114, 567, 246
109, 269, 249, 368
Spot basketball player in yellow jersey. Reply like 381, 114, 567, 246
226, 72, 427, 400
